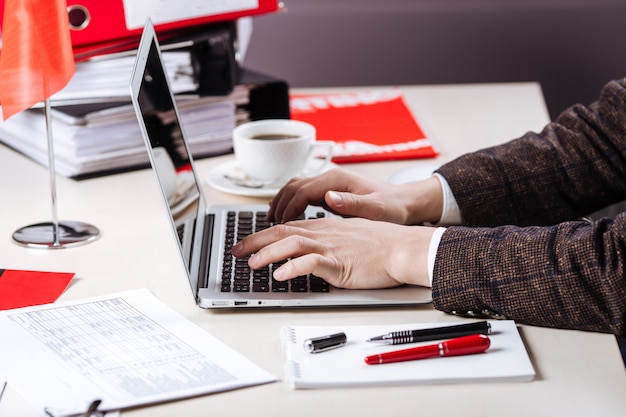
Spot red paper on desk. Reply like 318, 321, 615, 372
290, 89, 439, 163
0, 269, 74, 310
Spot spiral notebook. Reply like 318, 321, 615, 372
280, 320, 534, 389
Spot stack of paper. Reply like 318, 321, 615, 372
0, 51, 250, 178
51, 51, 198, 105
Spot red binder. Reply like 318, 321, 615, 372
0, 0, 281, 54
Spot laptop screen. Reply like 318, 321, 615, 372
131, 21, 206, 293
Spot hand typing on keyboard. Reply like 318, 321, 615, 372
266, 168, 442, 225
231, 215, 434, 290
221, 210, 330, 293
231, 168, 438, 290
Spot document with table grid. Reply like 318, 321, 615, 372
0, 289, 276, 416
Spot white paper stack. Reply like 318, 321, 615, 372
51, 51, 198, 105
0, 51, 250, 178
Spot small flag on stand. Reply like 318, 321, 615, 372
0, 0, 75, 120
0, 0, 100, 248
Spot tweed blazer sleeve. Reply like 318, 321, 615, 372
432, 77, 626, 335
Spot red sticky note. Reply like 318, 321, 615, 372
0, 269, 74, 310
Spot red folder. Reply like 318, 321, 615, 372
0, 0, 281, 53
290, 89, 439, 163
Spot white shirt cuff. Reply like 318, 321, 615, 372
427, 227, 446, 286
433, 173, 462, 225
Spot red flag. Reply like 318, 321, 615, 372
0, 0, 74, 120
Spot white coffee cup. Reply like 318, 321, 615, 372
232, 119, 334, 183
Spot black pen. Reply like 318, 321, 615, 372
366, 321, 491, 345
304, 332, 347, 353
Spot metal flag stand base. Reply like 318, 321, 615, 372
13, 221, 100, 249
12, 99, 100, 249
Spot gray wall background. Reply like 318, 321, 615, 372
242, 0, 626, 119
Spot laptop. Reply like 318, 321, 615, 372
130, 20, 432, 308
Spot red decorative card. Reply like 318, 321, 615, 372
290, 89, 438, 163
0, 269, 74, 310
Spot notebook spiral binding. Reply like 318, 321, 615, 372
285, 361, 302, 380
280, 326, 297, 347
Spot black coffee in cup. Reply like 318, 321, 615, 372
251, 133, 301, 140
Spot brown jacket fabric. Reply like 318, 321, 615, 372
433, 77, 626, 335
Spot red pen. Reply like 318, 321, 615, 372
364, 334, 490, 365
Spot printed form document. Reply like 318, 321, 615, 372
0, 289, 276, 416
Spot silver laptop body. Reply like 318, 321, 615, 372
130, 20, 432, 308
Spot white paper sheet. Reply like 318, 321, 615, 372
122, 0, 258, 29
0, 289, 276, 416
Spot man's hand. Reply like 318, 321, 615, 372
268, 168, 444, 226
232, 217, 435, 289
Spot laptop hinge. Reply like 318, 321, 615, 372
198, 213, 215, 290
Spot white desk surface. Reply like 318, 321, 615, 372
1, 82, 625, 417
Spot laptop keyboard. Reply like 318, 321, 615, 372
220, 210, 330, 293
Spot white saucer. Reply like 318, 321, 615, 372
207, 160, 336, 197
388, 163, 441, 184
